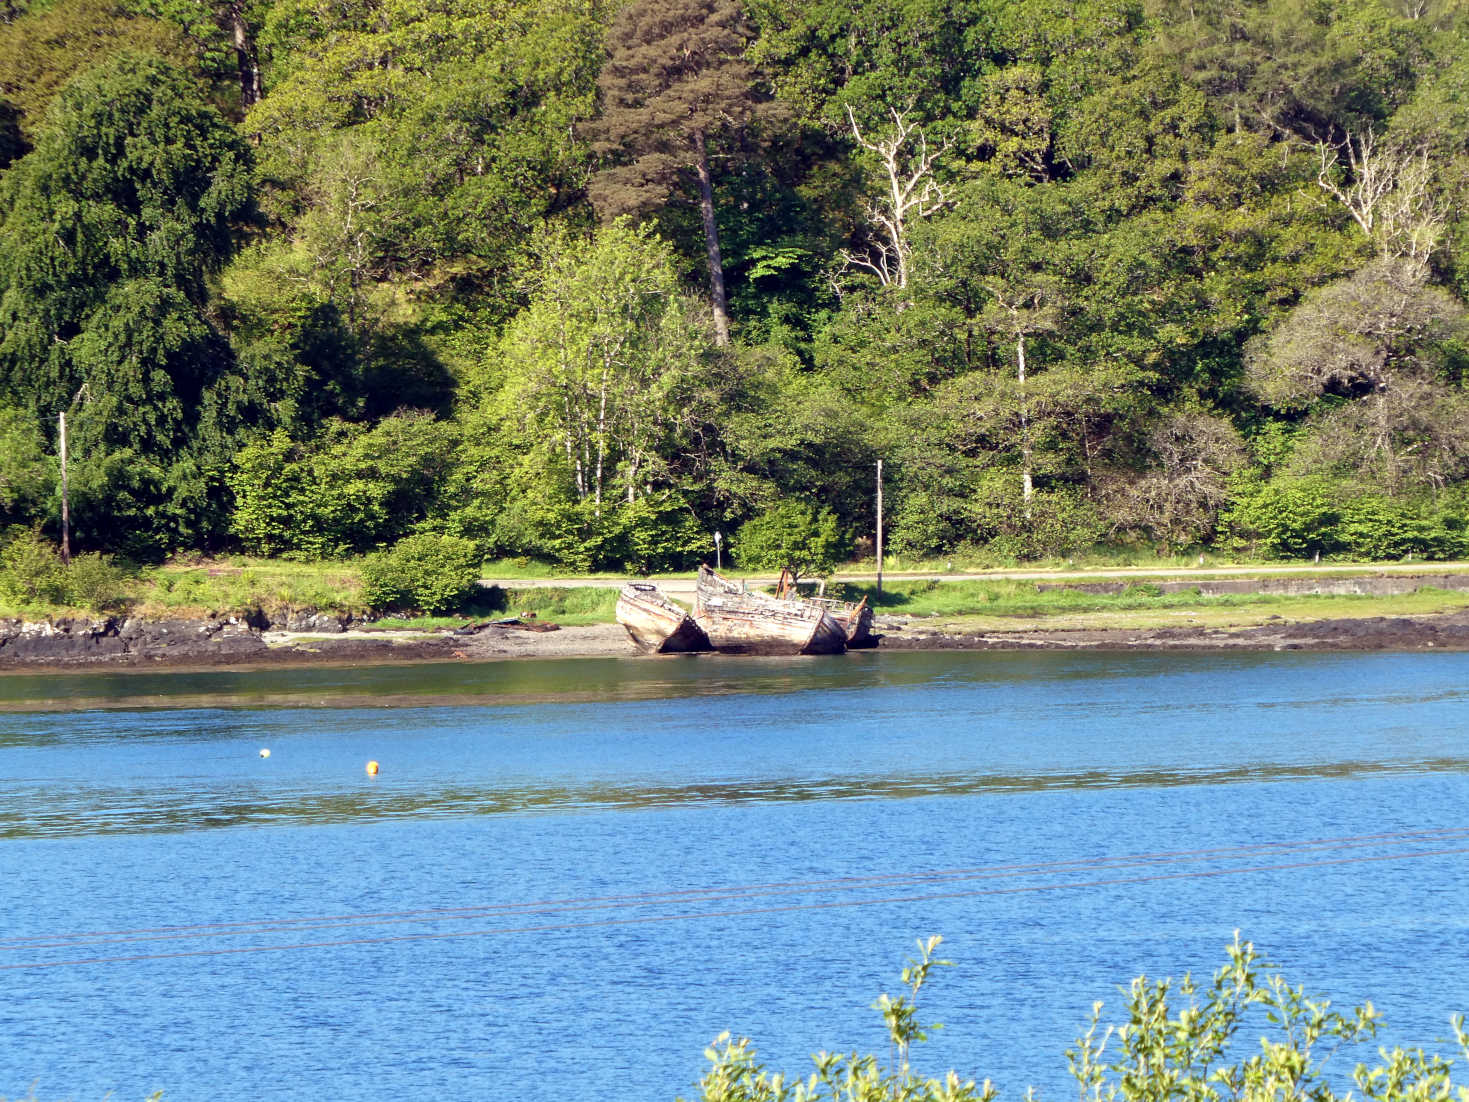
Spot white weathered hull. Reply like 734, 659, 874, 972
694, 566, 847, 655
616, 584, 710, 653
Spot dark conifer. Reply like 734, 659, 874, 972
586, 0, 781, 347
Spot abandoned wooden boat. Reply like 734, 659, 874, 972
815, 595, 877, 647
693, 565, 847, 655
615, 583, 711, 654
775, 568, 877, 648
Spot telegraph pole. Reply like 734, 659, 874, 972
875, 458, 883, 598
59, 411, 71, 565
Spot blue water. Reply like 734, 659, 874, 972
2, 649, 1468, 1101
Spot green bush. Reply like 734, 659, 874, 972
0, 530, 130, 611
361, 533, 482, 614
891, 473, 1104, 562
620, 493, 710, 574
1338, 496, 1467, 561
736, 500, 844, 583
63, 552, 131, 611
687, 935, 1469, 1102
0, 529, 66, 605
229, 414, 462, 561
488, 493, 710, 574
1219, 476, 1341, 558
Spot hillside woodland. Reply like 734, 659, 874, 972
3, 0, 1469, 571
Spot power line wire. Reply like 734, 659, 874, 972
3, 835, 1465, 972
6, 826, 1462, 952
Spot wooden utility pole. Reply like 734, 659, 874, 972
875, 459, 883, 598
59, 411, 70, 565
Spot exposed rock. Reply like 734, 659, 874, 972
281, 609, 347, 633
0, 615, 266, 666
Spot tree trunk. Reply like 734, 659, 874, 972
692, 129, 731, 347
1018, 333, 1033, 516
230, 1, 262, 108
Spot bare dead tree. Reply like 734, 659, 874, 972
1317, 128, 1444, 267
840, 105, 950, 291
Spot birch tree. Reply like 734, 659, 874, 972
495, 221, 716, 513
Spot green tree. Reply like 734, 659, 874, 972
228, 413, 460, 559
0, 0, 200, 139
1245, 257, 1469, 494
488, 221, 721, 516
586, 0, 786, 346
734, 499, 842, 585
746, 0, 990, 132
0, 406, 51, 527
247, 0, 600, 294
0, 51, 253, 554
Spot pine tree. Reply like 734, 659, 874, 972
586, 0, 781, 347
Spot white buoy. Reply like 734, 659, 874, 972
259, 748, 271, 759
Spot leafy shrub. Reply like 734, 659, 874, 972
619, 493, 710, 574
490, 493, 711, 574
361, 533, 481, 614
0, 529, 65, 605
687, 937, 991, 1102
1219, 476, 1341, 558
1338, 496, 1467, 560
64, 553, 130, 611
735, 500, 844, 582
888, 489, 966, 559
688, 935, 1469, 1102
229, 414, 462, 560
0, 530, 130, 611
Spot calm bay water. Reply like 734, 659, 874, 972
2, 650, 1468, 1101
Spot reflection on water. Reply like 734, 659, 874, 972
8, 757, 1469, 839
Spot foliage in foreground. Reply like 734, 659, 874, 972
686, 936, 1469, 1102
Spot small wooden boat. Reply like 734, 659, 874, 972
776, 569, 878, 648
694, 565, 847, 655
815, 595, 877, 647
615, 583, 711, 653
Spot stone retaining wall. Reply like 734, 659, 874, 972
1035, 573, 1469, 598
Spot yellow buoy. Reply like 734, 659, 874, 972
259, 748, 271, 759
366, 760, 380, 776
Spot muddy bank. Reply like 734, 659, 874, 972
875, 609, 1469, 652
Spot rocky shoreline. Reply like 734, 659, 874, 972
0, 612, 639, 670
5, 603, 1469, 673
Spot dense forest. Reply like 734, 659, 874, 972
1, 0, 1468, 571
